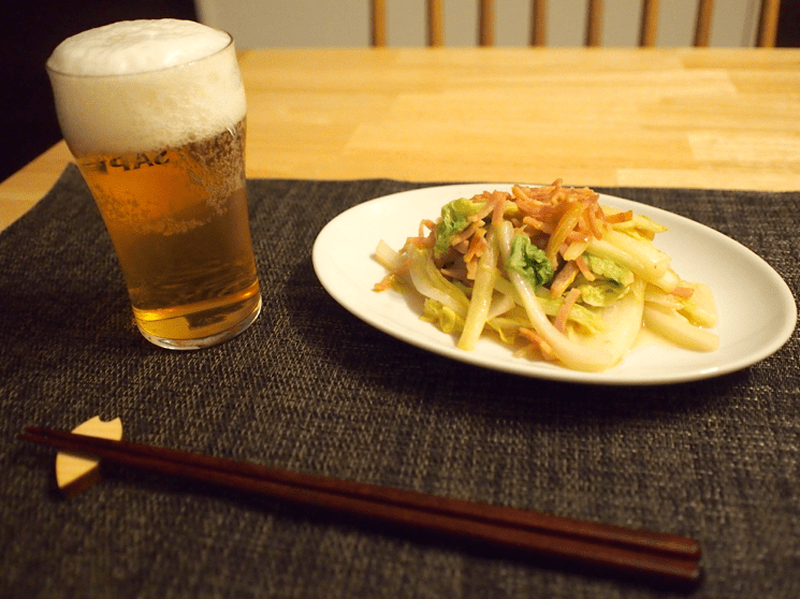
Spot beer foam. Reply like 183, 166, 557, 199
47, 20, 247, 156
47, 19, 231, 76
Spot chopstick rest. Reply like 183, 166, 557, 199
21, 425, 702, 586
54, 416, 123, 497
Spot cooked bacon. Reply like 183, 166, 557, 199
518, 327, 557, 361
470, 194, 496, 223
522, 215, 551, 234
567, 230, 591, 243
586, 203, 604, 239
575, 255, 596, 281
449, 220, 482, 248
554, 288, 581, 333
512, 182, 610, 275
419, 219, 436, 236
373, 274, 394, 292
550, 260, 580, 298
605, 209, 633, 223
463, 226, 488, 263
407, 235, 434, 249
490, 190, 510, 225
373, 258, 410, 292
671, 286, 695, 298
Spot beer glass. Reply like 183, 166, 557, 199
46, 20, 261, 350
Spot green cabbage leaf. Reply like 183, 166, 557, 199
507, 235, 554, 289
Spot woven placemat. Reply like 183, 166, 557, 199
1, 165, 798, 599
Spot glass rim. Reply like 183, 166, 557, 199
46, 31, 235, 79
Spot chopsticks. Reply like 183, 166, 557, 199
21, 426, 701, 585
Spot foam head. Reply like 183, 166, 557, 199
47, 19, 247, 157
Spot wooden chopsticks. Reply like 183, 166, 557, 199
21, 426, 701, 586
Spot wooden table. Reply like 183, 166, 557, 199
1, 47, 798, 231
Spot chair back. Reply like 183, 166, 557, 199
370, 0, 781, 48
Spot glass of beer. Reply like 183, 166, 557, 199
46, 19, 261, 350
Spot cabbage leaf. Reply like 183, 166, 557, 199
434, 198, 486, 257
507, 235, 554, 289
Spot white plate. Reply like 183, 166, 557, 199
312, 184, 797, 385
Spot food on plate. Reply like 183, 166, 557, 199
374, 181, 718, 372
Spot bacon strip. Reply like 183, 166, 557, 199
605, 209, 633, 224
671, 286, 695, 299
554, 288, 581, 333
463, 227, 488, 263
575, 255, 595, 281
550, 260, 579, 298
518, 327, 557, 361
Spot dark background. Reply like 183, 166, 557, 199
0, 1, 198, 184
1, 0, 799, 186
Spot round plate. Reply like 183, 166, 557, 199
312, 184, 797, 385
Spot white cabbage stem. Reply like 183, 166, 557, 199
497, 221, 615, 372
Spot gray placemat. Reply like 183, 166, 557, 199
1, 165, 798, 599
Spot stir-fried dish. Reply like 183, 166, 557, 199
374, 181, 718, 372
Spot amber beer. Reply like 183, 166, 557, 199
47, 20, 261, 349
